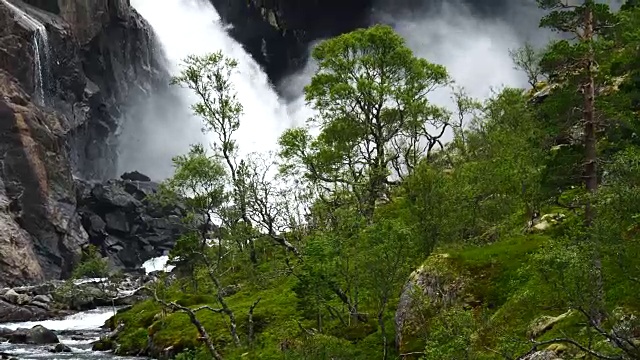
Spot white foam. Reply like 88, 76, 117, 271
1, 308, 115, 331
121, 0, 309, 179
141, 255, 174, 274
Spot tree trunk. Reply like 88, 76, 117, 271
248, 298, 261, 348
582, 2, 604, 326
186, 310, 224, 360
583, 1, 598, 224
378, 307, 388, 360
151, 288, 224, 360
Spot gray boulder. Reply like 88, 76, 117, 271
50, 343, 72, 353
7, 325, 59, 344
0, 299, 49, 323
1, 289, 31, 305
32, 294, 52, 304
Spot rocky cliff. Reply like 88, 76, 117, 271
0, 0, 171, 286
76, 173, 187, 270
208, 0, 532, 84
1, 0, 166, 180
209, 0, 372, 82
0, 69, 87, 287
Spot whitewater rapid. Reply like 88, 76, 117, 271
0, 308, 140, 359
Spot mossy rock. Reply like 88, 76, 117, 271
394, 252, 468, 355
395, 235, 550, 357
527, 310, 575, 339
92, 337, 114, 351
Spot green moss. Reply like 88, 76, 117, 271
113, 278, 301, 358
400, 232, 640, 358
116, 328, 149, 355
92, 337, 114, 351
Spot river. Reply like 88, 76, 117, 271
0, 308, 142, 359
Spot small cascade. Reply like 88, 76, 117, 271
1, 0, 50, 106
0, 308, 142, 359
142, 255, 174, 274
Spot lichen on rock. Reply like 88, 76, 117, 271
395, 253, 467, 355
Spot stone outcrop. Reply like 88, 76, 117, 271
0, 274, 153, 323
76, 174, 187, 269
394, 254, 467, 356
1, 0, 165, 180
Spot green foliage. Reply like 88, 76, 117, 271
171, 51, 242, 160
421, 308, 476, 360
72, 245, 109, 279
279, 24, 451, 219
112, 8, 640, 359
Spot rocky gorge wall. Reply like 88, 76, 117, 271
0, 0, 171, 287
207, 0, 531, 85
1, 0, 166, 180
208, 0, 373, 83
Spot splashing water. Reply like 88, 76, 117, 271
120, 0, 308, 180
0, 308, 142, 359
1, 0, 50, 106
142, 255, 174, 274
1, 308, 116, 332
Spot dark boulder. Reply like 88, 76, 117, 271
7, 325, 59, 344
76, 175, 186, 271
121, 171, 151, 182
92, 337, 114, 351
0, 327, 12, 337
50, 343, 72, 353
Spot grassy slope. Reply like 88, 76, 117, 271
111, 225, 639, 359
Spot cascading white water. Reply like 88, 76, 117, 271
1, 308, 116, 332
1, 0, 50, 106
0, 308, 141, 359
119, 0, 306, 180
142, 255, 174, 274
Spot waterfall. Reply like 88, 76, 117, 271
1, 0, 50, 106
119, 0, 306, 180
142, 255, 174, 274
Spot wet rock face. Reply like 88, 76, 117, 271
0, 0, 168, 286
76, 174, 187, 270
209, 0, 372, 83
0, 70, 88, 286
0, 0, 165, 180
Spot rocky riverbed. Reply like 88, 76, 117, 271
0, 273, 153, 324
